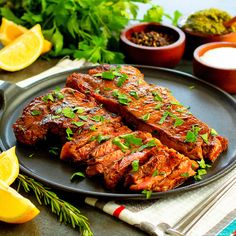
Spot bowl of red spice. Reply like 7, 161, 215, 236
120, 22, 186, 68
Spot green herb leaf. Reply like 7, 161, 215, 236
142, 113, 151, 121
112, 89, 131, 106
91, 115, 104, 122
201, 133, 209, 144
31, 110, 42, 116
138, 139, 156, 152
174, 117, 184, 127
152, 170, 159, 177
73, 107, 85, 114
117, 74, 128, 87
152, 91, 163, 102
101, 71, 115, 80
97, 134, 110, 143
62, 107, 75, 119
78, 115, 88, 121
185, 125, 201, 143
210, 128, 218, 136
112, 137, 129, 152
49, 147, 59, 156
129, 90, 139, 100
154, 103, 162, 110
42, 94, 54, 103
159, 111, 169, 124
70, 172, 85, 181
131, 160, 139, 172
54, 87, 64, 100
120, 134, 143, 147
180, 172, 189, 177
66, 127, 73, 141
142, 190, 152, 199
89, 125, 97, 131
72, 121, 84, 127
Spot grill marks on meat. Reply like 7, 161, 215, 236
66, 65, 228, 162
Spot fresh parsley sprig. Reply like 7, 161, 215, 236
16, 174, 93, 236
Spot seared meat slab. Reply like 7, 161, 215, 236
13, 85, 198, 192
66, 65, 228, 162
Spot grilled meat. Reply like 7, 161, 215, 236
66, 65, 228, 162
13, 87, 121, 145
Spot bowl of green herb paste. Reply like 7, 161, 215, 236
178, 8, 236, 57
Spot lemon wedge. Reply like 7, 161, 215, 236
0, 17, 52, 54
0, 24, 44, 72
0, 179, 40, 223
0, 146, 19, 185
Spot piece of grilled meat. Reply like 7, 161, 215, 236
13, 86, 198, 192
66, 65, 228, 162
13, 87, 121, 145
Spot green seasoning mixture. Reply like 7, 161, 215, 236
183, 8, 236, 35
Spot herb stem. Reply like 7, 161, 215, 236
16, 174, 93, 236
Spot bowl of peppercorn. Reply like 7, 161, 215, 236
120, 22, 186, 68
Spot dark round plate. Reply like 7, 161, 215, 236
0, 65, 236, 199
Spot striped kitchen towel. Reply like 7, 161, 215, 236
85, 167, 236, 236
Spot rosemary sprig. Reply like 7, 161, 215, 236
16, 174, 93, 236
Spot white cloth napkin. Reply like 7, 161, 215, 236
18, 58, 236, 236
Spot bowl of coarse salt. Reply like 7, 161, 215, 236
193, 42, 236, 93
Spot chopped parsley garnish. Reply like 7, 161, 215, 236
194, 159, 211, 181
152, 91, 162, 102
185, 125, 201, 143
54, 87, 64, 100
159, 111, 170, 124
131, 160, 139, 172
89, 125, 97, 131
49, 147, 60, 156
42, 93, 54, 103
94, 67, 128, 87
62, 107, 75, 119
142, 190, 152, 199
66, 127, 73, 141
51, 115, 60, 119
142, 113, 150, 121
70, 172, 85, 181
104, 87, 112, 91
201, 133, 209, 144
31, 110, 41, 116
138, 139, 156, 152
117, 74, 128, 87
152, 170, 158, 177
180, 172, 189, 177
171, 101, 182, 106
94, 88, 100, 94
91, 115, 104, 122
120, 133, 143, 147
174, 117, 184, 127
112, 89, 131, 105
160, 171, 166, 175
154, 103, 162, 110
210, 128, 218, 136
72, 121, 84, 127
78, 115, 88, 121
129, 90, 139, 100
113, 137, 129, 152
89, 136, 97, 141
97, 134, 110, 143
73, 107, 85, 114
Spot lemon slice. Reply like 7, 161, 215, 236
0, 179, 40, 223
0, 17, 52, 54
0, 17, 27, 45
0, 146, 19, 185
0, 24, 44, 72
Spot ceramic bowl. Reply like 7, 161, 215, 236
178, 16, 236, 58
120, 22, 185, 68
193, 42, 236, 94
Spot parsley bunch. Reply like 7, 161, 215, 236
0, 0, 181, 64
